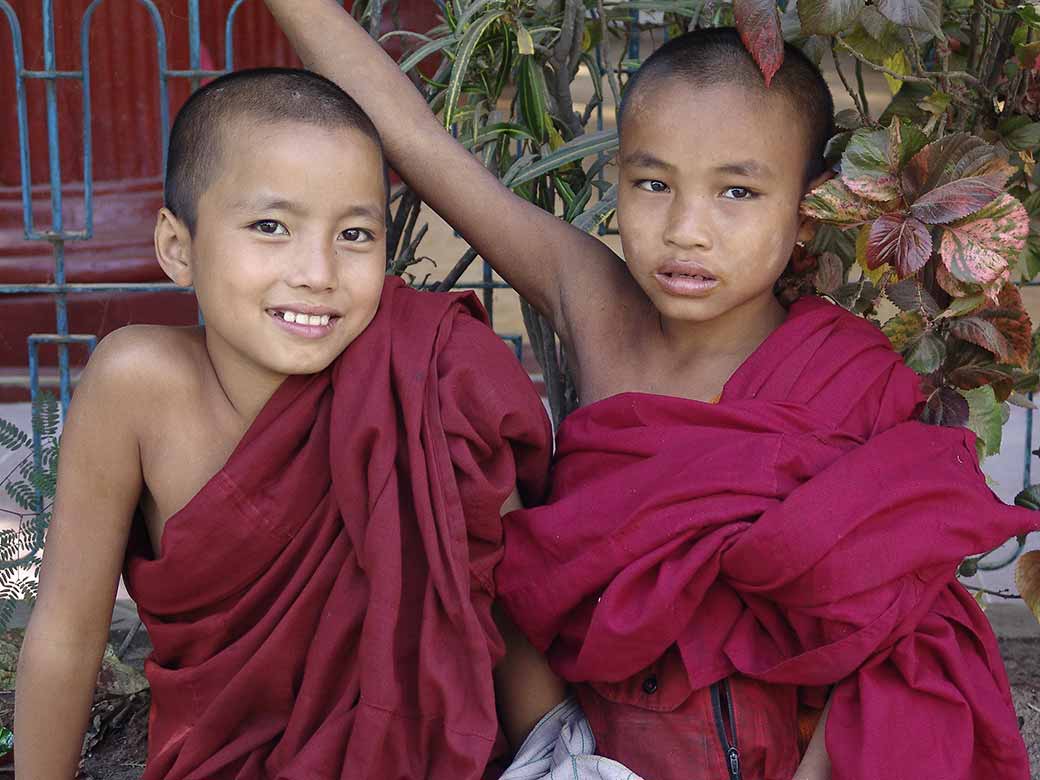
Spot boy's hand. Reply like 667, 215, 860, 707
263, 0, 643, 362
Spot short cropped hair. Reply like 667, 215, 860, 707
619, 28, 835, 183
164, 67, 385, 233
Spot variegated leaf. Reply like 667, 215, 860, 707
883, 310, 925, 352
842, 128, 901, 201
940, 193, 1028, 286
903, 135, 1012, 202
866, 213, 933, 276
976, 284, 1034, 368
800, 178, 887, 225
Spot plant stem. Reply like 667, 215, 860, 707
831, 42, 870, 124
836, 35, 986, 93
855, 60, 870, 118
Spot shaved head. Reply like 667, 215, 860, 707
619, 28, 835, 183
164, 67, 385, 233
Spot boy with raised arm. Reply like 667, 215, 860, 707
268, 4, 1039, 779
15, 68, 558, 780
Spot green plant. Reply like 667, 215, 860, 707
0, 393, 59, 629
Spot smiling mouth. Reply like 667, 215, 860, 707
268, 309, 336, 327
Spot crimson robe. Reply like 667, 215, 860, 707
124, 277, 551, 780
498, 295, 1036, 780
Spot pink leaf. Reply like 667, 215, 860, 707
734, 0, 784, 86
866, 213, 933, 276
940, 193, 1028, 286
910, 177, 1002, 225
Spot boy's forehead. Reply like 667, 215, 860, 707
619, 79, 807, 173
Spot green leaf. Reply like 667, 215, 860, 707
443, 10, 509, 129
1001, 120, 1040, 152
572, 186, 618, 233
399, 35, 458, 75
1015, 485, 1040, 511
964, 384, 1004, 459
502, 130, 618, 188
940, 193, 1029, 286
516, 54, 551, 144
905, 331, 946, 373
841, 128, 901, 201
883, 310, 926, 351
0, 420, 29, 452
798, 0, 865, 35
937, 293, 986, 318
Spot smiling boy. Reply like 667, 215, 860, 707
14, 68, 554, 780
265, 6, 1038, 780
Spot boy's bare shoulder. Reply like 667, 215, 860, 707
82, 325, 207, 408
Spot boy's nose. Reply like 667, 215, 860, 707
288, 240, 338, 291
663, 198, 713, 251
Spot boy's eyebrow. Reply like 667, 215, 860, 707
713, 160, 775, 178
621, 151, 674, 170
230, 196, 385, 222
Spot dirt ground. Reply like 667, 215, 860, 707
0, 629, 1037, 779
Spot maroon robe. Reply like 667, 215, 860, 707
498, 296, 1036, 780
125, 277, 551, 780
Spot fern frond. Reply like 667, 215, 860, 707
0, 419, 30, 452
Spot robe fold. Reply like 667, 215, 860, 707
497, 295, 1036, 780
125, 276, 552, 780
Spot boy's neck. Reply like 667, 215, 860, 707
202, 328, 289, 428
656, 292, 788, 375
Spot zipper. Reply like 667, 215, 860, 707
711, 678, 742, 780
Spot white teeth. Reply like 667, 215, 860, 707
308, 314, 322, 326
320, 314, 330, 326
275, 310, 333, 326
283, 311, 297, 323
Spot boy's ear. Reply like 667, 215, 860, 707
797, 169, 835, 244
154, 207, 194, 286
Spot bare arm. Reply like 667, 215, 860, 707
15, 334, 146, 780
793, 693, 833, 780
263, 0, 638, 348
493, 491, 566, 749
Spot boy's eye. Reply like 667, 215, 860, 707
340, 228, 373, 243
636, 179, 669, 193
252, 220, 288, 235
722, 187, 755, 200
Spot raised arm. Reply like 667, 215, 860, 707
15, 333, 145, 780
264, 0, 639, 348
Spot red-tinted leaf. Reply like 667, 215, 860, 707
876, 0, 942, 35
842, 128, 901, 201
949, 316, 1012, 362
940, 193, 1028, 286
888, 119, 930, 170
814, 251, 844, 293
734, 0, 784, 86
885, 277, 941, 317
910, 177, 1002, 225
866, 213, 933, 276
921, 386, 970, 427
948, 365, 1016, 401
800, 178, 888, 225
977, 284, 1034, 368
903, 135, 1012, 202
798, 0, 865, 35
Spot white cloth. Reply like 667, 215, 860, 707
500, 697, 643, 780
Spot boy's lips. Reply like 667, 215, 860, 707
654, 260, 719, 297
